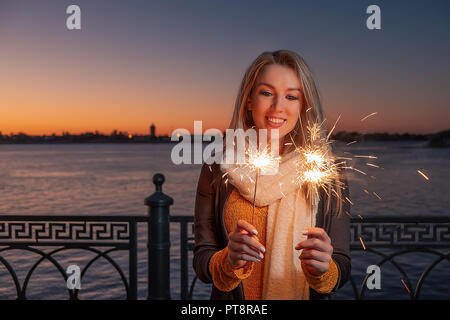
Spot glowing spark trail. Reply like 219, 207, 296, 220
361, 112, 378, 122
359, 237, 367, 250
417, 170, 430, 181
401, 279, 411, 294
326, 115, 341, 141
345, 197, 354, 205
342, 166, 367, 176
354, 155, 378, 159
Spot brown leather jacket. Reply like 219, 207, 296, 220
193, 162, 351, 300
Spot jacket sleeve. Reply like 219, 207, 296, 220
328, 170, 352, 292
193, 163, 221, 284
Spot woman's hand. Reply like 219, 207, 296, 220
227, 219, 266, 268
295, 227, 333, 276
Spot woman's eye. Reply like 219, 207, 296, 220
259, 90, 272, 96
286, 95, 299, 100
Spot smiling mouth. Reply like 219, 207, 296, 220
266, 116, 286, 128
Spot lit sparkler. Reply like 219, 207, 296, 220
245, 147, 280, 225
288, 114, 383, 229
293, 121, 344, 227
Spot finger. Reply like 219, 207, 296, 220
229, 242, 264, 260
236, 219, 258, 236
301, 258, 327, 271
234, 252, 261, 263
296, 238, 327, 251
230, 232, 265, 253
237, 228, 260, 242
301, 260, 325, 276
295, 238, 331, 252
303, 227, 331, 244
230, 230, 261, 248
235, 233, 265, 253
299, 249, 331, 263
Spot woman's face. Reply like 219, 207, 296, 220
247, 64, 303, 146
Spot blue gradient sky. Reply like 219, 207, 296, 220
0, 0, 449, 135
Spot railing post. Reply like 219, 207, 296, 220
145, 173, 173, 300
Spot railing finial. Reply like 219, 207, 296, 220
153, 173, 165, 192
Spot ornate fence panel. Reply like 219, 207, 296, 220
0, 215, 147, 300
349, 216, 450, 299
0, 215, 198, 300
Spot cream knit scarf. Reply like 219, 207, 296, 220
221, 151, 318, 300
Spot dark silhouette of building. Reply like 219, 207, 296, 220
150, 123, 156, 138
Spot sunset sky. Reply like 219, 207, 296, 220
0, 0, 449, 136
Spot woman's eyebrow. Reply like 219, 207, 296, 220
256, 82, 302, 92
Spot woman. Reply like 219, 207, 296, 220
193, 50, 351, 300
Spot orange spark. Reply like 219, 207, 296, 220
359, 237, 366, 250
361, 112, 378, 122
345, 197, 354, 205
354, 155, 378, 159
343, 166, 367, 175
401, 279, 411, 293
417, 170, 430, 181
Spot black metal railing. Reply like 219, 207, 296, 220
0, 173, 449, 299
348, 216, 450, 299
0, 214, 143, 299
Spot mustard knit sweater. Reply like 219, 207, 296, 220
208, 188, 339, 299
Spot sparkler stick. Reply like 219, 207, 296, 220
251, 168, 260, 225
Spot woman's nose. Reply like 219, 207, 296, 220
271, 95, 284, 111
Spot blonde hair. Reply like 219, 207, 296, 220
227, 50, 344, 216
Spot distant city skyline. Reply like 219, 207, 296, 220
1, 0, 449, 135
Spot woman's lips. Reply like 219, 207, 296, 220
265, 116, 286, 128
